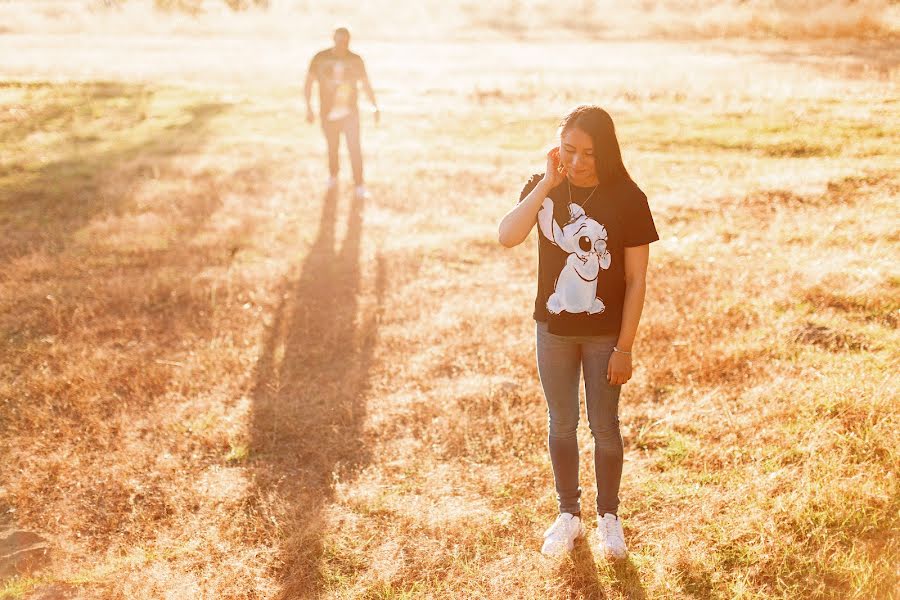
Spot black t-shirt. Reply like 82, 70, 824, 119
519, 174, 659, 336
307, 48, 367, 121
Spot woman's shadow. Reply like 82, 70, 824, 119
560, 538, 649, 600
249, 185, 385, 599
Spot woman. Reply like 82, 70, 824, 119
497, 105, 659, 560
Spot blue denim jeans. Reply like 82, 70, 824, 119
321, 111, 363, 185
536, 320, 624, 517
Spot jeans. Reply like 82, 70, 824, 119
535, 320, 624, 517
321, 111, 363, 185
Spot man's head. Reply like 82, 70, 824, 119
333, 27, 350, 54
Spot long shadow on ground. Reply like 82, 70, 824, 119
249, 185, 385, 598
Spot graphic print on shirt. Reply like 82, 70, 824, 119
327, 61, 353, 121
537, 197, 612, 315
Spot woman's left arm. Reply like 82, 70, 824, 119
608, 244, 650, 385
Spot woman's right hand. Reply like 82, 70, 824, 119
544, 146, 567, 188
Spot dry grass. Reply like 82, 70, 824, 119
1, 5, 899, 600
0, 0, 897, 41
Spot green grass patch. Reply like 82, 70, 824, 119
225, 441, 249, 463
619, 104, 895, 158
0, 577, 41, 600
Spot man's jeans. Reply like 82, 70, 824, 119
322, 111, 363, 185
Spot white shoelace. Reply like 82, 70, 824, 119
545, 514, 578, 539
600, 514, 625, 549
605, 520, 623, 541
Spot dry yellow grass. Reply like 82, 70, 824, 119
1, 3, 899, 599
1, 0, 898, 41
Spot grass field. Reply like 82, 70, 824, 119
1, 2, 899, 599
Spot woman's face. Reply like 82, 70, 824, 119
559, 127, 598, 186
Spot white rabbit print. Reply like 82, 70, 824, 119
537, 198, 612, 315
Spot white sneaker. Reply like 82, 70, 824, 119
594, 512, 627, 560
355, 184, 370, 199
541, 513, 584, 557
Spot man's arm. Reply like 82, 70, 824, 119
359, 58, 379, 123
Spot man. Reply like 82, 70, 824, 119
304, 27, 379, 199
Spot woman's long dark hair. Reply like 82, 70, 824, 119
558, 105, 631, 186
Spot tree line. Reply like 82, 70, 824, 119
98, 0, 271, 13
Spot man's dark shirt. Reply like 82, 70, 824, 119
308, 48, 367, 121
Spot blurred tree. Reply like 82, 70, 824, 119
142, 0, 269, 12
222, 0, 270, 10
153, 0, 203, 13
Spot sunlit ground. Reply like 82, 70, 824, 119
1, 2, 898, 598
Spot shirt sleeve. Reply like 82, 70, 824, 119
621, 183, 660, 247
518, 173, 545, 203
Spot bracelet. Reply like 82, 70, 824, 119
613, 347, 632, 355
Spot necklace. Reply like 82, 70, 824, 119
568, 178, 600, 209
